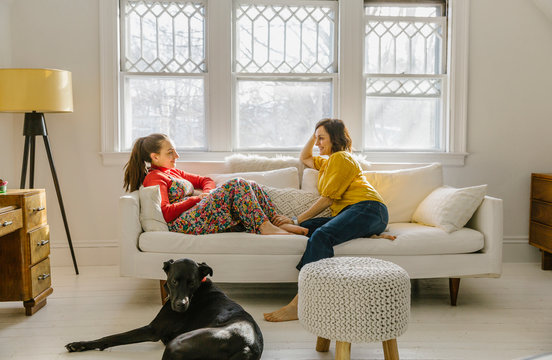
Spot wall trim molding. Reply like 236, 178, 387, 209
503, 236, 530, 244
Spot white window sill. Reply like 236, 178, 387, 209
100, 151, 467, 167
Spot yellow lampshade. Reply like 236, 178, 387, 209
0, 68, 73, 113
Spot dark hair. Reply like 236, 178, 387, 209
123, 133, 170, 192
315, 118, 352, 153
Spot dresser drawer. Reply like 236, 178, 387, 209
0, 208, 23, 237
28, 225, 50, 265
25, 192, 47, 230
529, 221, 552, 252
30, 257, 51, 298
532, 177, 552, 203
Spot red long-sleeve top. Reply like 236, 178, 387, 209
143, 165, 216, 222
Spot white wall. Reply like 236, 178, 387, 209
446, 0, 552, 261
0, 0, 15, 186
1, 0, 551, 266
6, 0, 124, 265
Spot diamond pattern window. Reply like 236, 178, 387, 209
234, 1, 337, 150
364, 1, 447, 151
120, 0, 206, 151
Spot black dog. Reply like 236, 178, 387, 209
66, 259, 263, 360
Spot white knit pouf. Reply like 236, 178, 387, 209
298, 257, 410, 360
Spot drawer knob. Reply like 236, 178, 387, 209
37, 240, 50, 246
33, 206, 45, 212
2, 221, 13, 227
38, 273, 50, 281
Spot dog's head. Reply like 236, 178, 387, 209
162, 258, 213, 313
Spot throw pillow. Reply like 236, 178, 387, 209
412, 185, 487, 233
225, 154, 302, 172
363, 163, 443, 223
139, 185, 169, 232
261, 185, 332, 219
301, 168, 319, 193
209, 167, 300, 189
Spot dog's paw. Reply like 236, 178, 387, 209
65, 341, 92, 352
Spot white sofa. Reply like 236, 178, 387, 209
119, 158, 503, 305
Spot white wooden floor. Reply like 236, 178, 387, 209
1, 263, 551, 360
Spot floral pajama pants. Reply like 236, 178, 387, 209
168, 178, 277, 235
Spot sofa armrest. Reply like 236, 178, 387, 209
119, 191, 143, 277
465, 195, 503, 269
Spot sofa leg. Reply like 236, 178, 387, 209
449, 278, 460, 306
160, 280, 168, 305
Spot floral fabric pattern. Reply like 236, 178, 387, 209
168, 178, 277, 235
168, 177, 194, 203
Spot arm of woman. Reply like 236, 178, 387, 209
179, 170, 216, 193
300, 133, 316, 169
273, 196, 333, 226
297, 196, 333, 223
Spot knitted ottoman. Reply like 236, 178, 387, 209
298, 257, 410, 360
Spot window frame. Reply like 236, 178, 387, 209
232, 0, 339, 151
362, 4, 448, 152
99, 0, 469, 166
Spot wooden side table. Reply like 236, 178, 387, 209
530, 173, 552, 270
0, 189, 53, 315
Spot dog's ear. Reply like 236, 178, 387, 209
163, 259, 175, 274
198, 262, 213, 278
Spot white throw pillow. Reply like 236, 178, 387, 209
363, 163, 443, 223
139, 185, 169, 232
225, 154, 302, 172
412, 185, 487, 233
261, 185, 332, 219
301, 168, 319, 193
209, 167, 300, 189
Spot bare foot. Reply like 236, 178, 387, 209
259, 221, 292, 235
264, 294, 298, 322
279, 224, 308, 235
370, 234, 396, 240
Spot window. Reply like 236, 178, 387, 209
120, 0, 207, 151
100, 0, 469, 165
233, 2, 337, 150
364, 1, 447, 151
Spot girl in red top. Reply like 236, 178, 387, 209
123, 133, 307, 236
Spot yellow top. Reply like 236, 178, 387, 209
314, 151, 383, 216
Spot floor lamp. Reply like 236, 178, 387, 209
0, 68, 79, 275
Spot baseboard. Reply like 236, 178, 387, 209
49, 237, 542, 267
50, 240, 119, 267
502, 236, 541, 263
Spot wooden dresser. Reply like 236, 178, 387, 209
530, 173, 552, 270
0, 189, 53, 315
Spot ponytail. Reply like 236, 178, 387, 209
123, 133, 169, 192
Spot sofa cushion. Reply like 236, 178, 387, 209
301, 168, 320, 193
363, 164, 443, 223
261, 185, 332, 218
412, 185, 487, 233
301, 164, 443, 223
139, 222, 483, 256
209, 167, 300, 189
139, 185, 169, 232
225, 154, 303, 172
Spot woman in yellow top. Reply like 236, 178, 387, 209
264, 118, 394, 322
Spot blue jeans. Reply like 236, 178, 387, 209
296, 200, 389, 270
